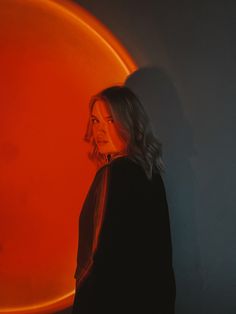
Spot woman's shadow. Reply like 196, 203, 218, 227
125, 67, 203, 314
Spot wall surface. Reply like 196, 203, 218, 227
60, 1, 236, 313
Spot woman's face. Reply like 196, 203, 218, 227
90, 100, 127, 155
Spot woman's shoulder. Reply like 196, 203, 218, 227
96, 155, 164, 186
111, 156, 163, 182
109, 156, 146, 178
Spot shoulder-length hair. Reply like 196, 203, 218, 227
84, 85, 165, 180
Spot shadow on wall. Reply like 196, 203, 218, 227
125, 67, 204, 314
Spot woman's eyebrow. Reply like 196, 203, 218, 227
91, 114, 113, 119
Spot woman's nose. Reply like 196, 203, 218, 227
96, 121, 107, 132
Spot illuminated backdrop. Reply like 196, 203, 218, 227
0, 0, 136, 313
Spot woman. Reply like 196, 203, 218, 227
72, 85, 176, 314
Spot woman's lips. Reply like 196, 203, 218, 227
97, 140, 109, 144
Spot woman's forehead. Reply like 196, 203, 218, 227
91, 99, 112, 117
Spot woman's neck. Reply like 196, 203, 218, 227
107, 152, 128, 163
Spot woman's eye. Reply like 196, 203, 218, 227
108, 118, 114, 123
91, 118, 98, 124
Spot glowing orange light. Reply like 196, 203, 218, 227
0, 0, 136, 313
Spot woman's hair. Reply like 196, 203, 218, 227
84, 85, 165, 180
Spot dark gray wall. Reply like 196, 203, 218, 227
60, 1, 236, 313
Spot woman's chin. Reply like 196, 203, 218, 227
97, 148, 110, 155
98, 148, 115, 155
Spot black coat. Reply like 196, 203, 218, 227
72, 156, 176, 314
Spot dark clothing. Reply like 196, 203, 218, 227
72, 156, 176, 314
73, 163, 108, 288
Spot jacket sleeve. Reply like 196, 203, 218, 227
92, 159, 146, 269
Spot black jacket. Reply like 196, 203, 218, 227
72, 156, 176, 314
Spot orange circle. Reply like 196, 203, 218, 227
0, 0, 137, 313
